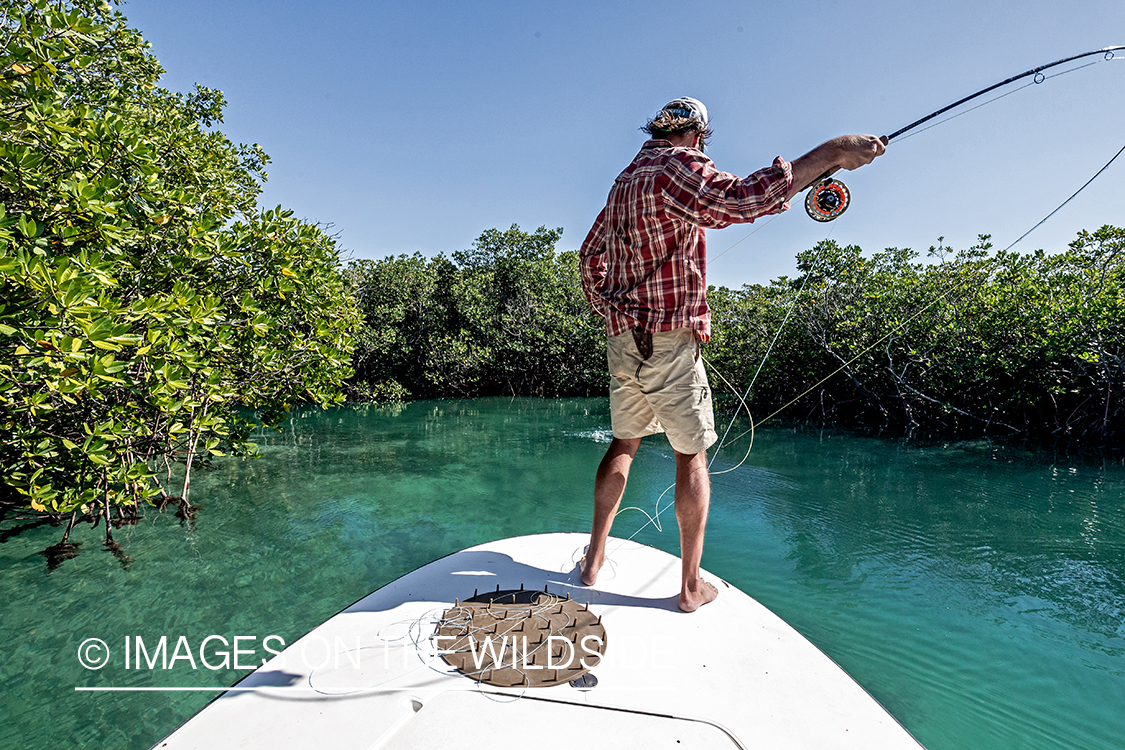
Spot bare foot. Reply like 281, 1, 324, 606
579, 554, 603, 586
678, 578, 718, 613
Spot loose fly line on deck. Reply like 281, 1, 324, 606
609, 45, 1124, 547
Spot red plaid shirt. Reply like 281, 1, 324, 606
579, 140, 792, 342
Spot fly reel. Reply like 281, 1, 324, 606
805, 177, 850, 222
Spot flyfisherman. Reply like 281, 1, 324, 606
578, 97, 884, 612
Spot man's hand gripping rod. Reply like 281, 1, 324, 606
800, 135, 889, 222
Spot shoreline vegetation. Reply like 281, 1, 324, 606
1, 1, 360, 551
344, 225, 1124, 450
2, 1, 1122, 553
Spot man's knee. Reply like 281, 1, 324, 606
674, 449, 710, 485
673, 448, 707, 466
608, 437, 642, 457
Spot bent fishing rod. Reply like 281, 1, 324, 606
617, 48, 1124, 540
801, 45, 1124, 221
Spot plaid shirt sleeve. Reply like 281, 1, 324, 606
662, 153, 793, 227
578, 206, 608, 316
581, 141, 794, 342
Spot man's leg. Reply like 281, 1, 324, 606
581, 437, 641, 586
674, 449, 718, 612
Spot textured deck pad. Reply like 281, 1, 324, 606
437, 590, 606, 687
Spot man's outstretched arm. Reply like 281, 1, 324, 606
786, 134, 887, 200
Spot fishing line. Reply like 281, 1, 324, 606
612, 220, 839, 544
707, 219, 838, 471
892, 56, 1121, 143
719, 138, 1125, 444
612, 354, 756, 544
890, 81, 1035, 143
709, 50, 1122, 265
884, 46, 1122, 143
613, 140, 1124, 549
702, 45, 1125, 432
997, 142, 1125, 253
708, 213, 780, 265
603, 46, 1124, 553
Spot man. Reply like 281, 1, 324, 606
578, 97, 884, 612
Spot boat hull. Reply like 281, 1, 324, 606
153, 533, 924, 749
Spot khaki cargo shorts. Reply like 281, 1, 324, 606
607, 327, 717, 455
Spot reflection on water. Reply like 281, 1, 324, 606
0, 399, 1122, 749
702, 428, 1124, 750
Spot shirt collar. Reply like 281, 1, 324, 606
641, 138, 704, 155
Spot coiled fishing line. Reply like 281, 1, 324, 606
610, 214, 841, 548
608, 132, 1125, 550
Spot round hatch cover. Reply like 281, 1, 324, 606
436, 589, 607, 688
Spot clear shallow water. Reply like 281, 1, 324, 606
1, 398, 1122, 749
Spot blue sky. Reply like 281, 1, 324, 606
123, 0, 1124, 288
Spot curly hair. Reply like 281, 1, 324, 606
641, 110, 713, 148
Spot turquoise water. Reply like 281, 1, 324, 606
1, 398, 1122, 749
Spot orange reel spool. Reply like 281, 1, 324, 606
805, 178, 850, 222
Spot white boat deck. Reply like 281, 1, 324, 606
153, 533, 924, 749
